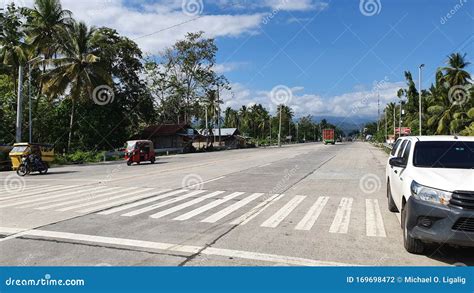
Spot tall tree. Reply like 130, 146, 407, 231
41, 21, 111, 152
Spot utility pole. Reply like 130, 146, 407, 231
393, 107, 396, 138
418, 64, 425, 136
399, 100, 403, 138
217, 86, 221, 146
16, 65, 24, 143
278, 106, 282, 147
385, 113, 387, 143
377, 94, 380, 132
28, 63, 32, 143
288, 119, 291, 143
296, 122, 299, 143
268, 119, 271, 146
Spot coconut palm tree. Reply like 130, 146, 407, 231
42, 21, 111, 152
0, 3, 27, 92
24, 0, 72, 59
441, 53, 471, 86
24, 0, 72, 111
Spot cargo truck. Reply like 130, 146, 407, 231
323, 129, 336, 145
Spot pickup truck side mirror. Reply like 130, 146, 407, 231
389, 157, 407, 168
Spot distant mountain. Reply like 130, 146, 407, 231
311, 116, 374, 135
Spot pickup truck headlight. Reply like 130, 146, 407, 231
410, 181, 452, 206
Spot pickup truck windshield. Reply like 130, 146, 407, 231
413, 141, 474, 169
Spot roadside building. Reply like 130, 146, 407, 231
132, 124, 198, 154
196, 128, 246, 149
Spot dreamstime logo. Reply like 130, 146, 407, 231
440, 0, 468, 25
448, 84, 472, 106
181, 0, 204, 16
359, 173, 381, 194
359, 0, 382, 16
92, 85, 115, 106
4, 173, 26, 194
270, 85, 293, 106
182, 174, 204, 190
1, 0, 26, 10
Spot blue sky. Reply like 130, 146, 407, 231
16, 0, 474, 119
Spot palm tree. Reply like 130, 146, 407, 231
0, 3, 27, 93
25, 0, 72, 59
24, 0, 72, 111
42, 21, 111, 152
441, 53, 471, 86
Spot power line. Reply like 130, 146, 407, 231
133, 1, 247, 41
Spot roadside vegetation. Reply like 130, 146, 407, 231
365, 53, 473, 141
0, 0, 340, 160
3, 0, 469, 163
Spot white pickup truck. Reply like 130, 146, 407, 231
386, 136, 474, 254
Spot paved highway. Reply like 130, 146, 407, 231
0, 142, 471, 266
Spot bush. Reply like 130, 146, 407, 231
54, 150, 121, 165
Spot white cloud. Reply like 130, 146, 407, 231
213, 62, 248, 74
13, 0, 264, 55
221, 81, 406, 119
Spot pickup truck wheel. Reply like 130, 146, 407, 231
401, 205, 424, 254
387, 181, 399, 212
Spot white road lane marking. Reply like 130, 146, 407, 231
201, 193, 265, 223
365, 199, 386, 237
329, 197, 353, 234
121, 190, 206, 217
230, 194, 285, 226
0, 185, 69, 200
32, 187, 135, 210
97, 189, 188, 215
261, 195, 306, 228
0, 227, 358, 266
0, 185, 107, 208
77, 189, 172, 213
174, 192, 245, 221
185, 176, 225, 189
56, 188, 157, 212
258, 163, 272, 168
149, 191, 226, 219
0, 185, 79, 201
295, 196, 329, 231
19, 186, 125, 209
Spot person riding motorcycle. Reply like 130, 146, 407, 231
16, 146, 49, 176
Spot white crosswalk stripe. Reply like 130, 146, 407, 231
365, 199, 386, 237
201, 193, 264, 223
174, 192, 245, 221
0, 185, 106, 208
261, 195, 306, 228
1, 185, 78, 201
295, 196, 329, 231
56, 188, 156, 212
32, 187, 135, 210
121, 190, 207, 217
229, 193, 284, 226
150, 191, 226, 219
97, 189, 188, 215
329, 197, 353, 234
19, 186, 125, 209
78, 189, 172, 214
2, 184, 388, 237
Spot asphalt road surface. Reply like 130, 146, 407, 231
0, 142, 472, 266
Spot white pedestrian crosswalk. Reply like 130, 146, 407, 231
1, 184, 389, 237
